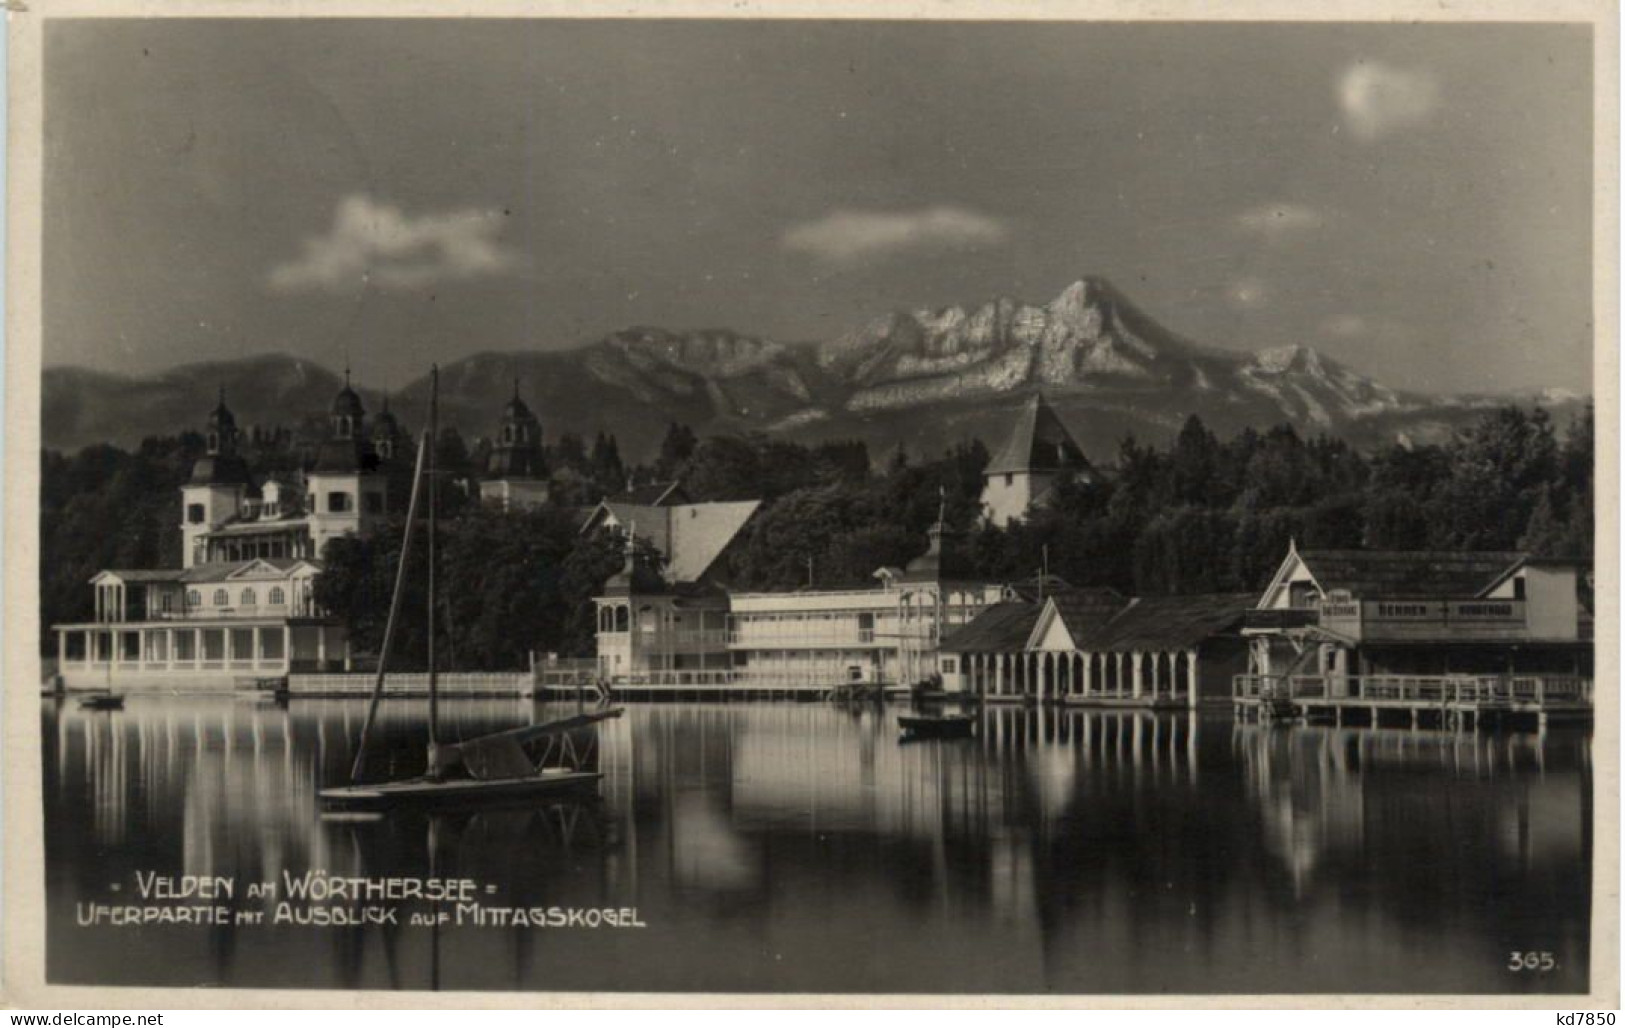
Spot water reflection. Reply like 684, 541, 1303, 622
43, 697, 1590, 994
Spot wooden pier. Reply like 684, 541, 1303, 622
1232, 673, 1592, 730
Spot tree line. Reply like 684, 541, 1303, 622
39, 402, 1591, 665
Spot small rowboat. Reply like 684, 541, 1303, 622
79, 693, 125, 711
898, 713, 976, 739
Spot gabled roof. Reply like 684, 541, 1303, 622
1477, 555, 1591, 598
1023, 586, 1129, 650
667, 501, 760, 583
985, 393, 1090, 476
941, 601, 1043, 653
1297, 549, 1527, 600
1082, 593, 1257, 652
595, 502, 672, 554
225, 558, 318, 580
590, 499, 762, 587
177, 559, 316, 584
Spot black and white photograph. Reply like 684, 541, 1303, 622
3, 1, 1616, 1007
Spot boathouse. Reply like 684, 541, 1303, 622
1234, 543, 1593, 724
938, 586, 1254, 707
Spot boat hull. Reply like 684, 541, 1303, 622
319, 771, 603, 810
897, 715, 976, 738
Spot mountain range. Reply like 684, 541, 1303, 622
43, 277, 1587, 462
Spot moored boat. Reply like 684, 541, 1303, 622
320, 366, 622, 811
898, 713, 976, 739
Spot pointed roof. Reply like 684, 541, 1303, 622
940, 601, 1044, 653
985, 392, 1090, 476
590, 500, 761, 586
1295, 549, 1527, 600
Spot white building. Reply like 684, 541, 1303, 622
587, 488, 761, 680
725, 520, 1003, 688
588, 489, 1003, 688
980, 392, 1094, 527
51, 382, 399, 690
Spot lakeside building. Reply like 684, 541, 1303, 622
938, 585, 1254, 706
979, 392, 1095, 527
1236, 543, 1593, 702
586, 491, 762, 680
725, 518, 1005, 688
51, 381, 407, 690
587, 493, 1005, 688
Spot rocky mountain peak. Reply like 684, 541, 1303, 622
1250, 343, 1324, 376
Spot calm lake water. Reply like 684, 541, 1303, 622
42, 696, 1591, 994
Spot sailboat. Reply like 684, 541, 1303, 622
320, 366, 623, 811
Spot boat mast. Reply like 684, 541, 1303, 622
426, 364, 441, 777
348, 415, 432, 782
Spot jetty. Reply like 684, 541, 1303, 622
1232, 672, 1592, 730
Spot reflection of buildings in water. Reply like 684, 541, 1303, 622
1233, 723, 1365, 891
1234, 724, 1586, 892
594, 704, 1201, 912
49, 696, 581, 895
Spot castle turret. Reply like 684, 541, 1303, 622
181, 390, 252, 568
480, 380, 549, 511
304, 372, 388, 558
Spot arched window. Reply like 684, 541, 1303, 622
213, 589, 228, 606
241, 588, 256, 607
269, 587, 285, 606
614, 606, 629, 632
187, 589, 201, 608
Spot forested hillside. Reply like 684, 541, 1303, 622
40, 403, 1592, 666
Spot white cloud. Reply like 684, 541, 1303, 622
1339, 61, 1439, 141
1236, 203, 1326, 240
781, 206, 1009, 264
269, 194, 522, 293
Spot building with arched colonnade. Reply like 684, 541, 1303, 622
939, 588, 1255, 708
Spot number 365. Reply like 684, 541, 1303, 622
1508, 951, 1557, 972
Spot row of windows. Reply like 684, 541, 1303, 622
186, 490, 385, 524
185, 586, 287, 608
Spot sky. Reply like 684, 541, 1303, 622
44, 19, 1594, 395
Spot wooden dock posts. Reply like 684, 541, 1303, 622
1232, 673, 1591, 731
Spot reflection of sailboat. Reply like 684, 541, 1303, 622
320, 367, 622, 811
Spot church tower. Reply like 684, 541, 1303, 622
479, 381, 549, 511
304, 373, 387, 558
180, 390, 252, 568
370, 395, 416, 513
980, 392, 1093, 527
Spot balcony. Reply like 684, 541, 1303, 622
1233, 672, 1591, 708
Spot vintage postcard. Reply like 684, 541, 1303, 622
2, 0, 1617, 1009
